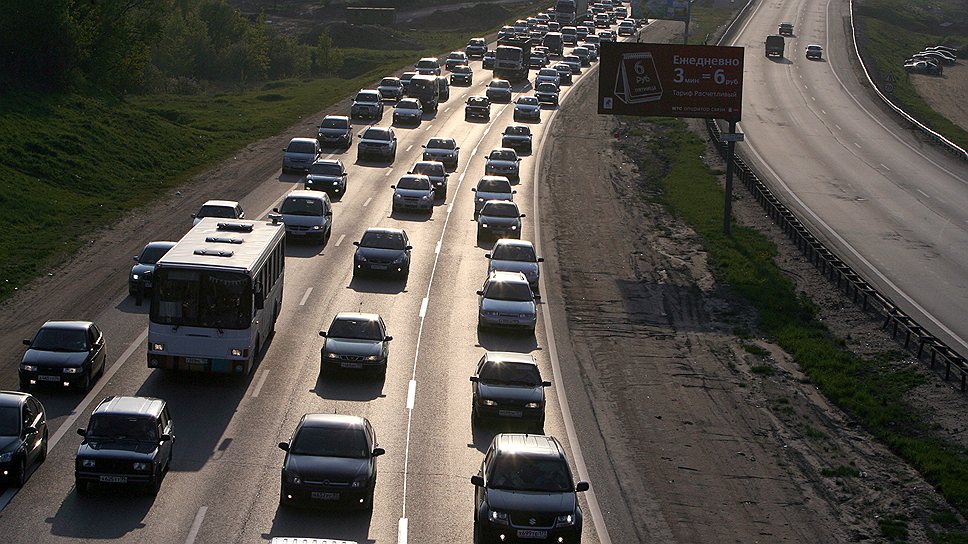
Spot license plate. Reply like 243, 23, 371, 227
38, 375, 60, 382
186, 357, 207, 365
370, 264, 388, 270
499, 410, 523, 418
341, 362, 363, 369
499, 319, 517, 325
517, 530, 548, 539
100, 475, 127, 483
311, 491, 339, 500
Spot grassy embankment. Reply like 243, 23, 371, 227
624, 117, 968, 541
855, 0, 968, 149
0, 1, 545, 302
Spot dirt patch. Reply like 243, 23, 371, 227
908, 63, 968, 133
540, 63, 964, 541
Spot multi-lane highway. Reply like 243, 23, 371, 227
0, 16, 639, 544
732, 0, 968, 357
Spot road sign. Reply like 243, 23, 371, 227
598, 43, 744, 122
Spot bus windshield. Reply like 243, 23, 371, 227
151, 268, 252, 329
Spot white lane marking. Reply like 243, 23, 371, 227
419, 297, 429, 318
398, 517, 409, 544
835, 124, 842, 130
184, 506, 208, 544
251, 369, 270, 398
49, 328, 148, 451
406, 380, 417, 410
881, 164, 891, 171
335, 234, 346, 247
299, 287, 313, 306
406, 144, 413, 152
444, 107, 450, 113
435, 240, 441, 254
447, 203, 454, 214
363, 197, 373, 207
385, 171, 391, 177
459, 172, 466, 183
821, 109, 827, 115
917, 189, 930, 198
854, 142, 862, 148
472, 146, 479, 155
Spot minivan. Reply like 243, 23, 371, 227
273, 190, 333, 244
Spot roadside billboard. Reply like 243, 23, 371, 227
597, 42, 744, 122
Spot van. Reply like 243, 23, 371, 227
273, 190, 333, 243
414, 57, 441, 76
436, 76, 450, 102
408, 75, 440, 112
543, 32, 564, 56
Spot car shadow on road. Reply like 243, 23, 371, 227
768, 57, 794, 65
278, 172, 307, 183
286, 240, 327, 258
312, 372, 386, 402
355, 158, 395, 168
347, 275, 408, 295
389, 208, 434, 222
475, 330, 539, 353
470, 422, 499, 453
264, 507, 375, 543
47, 487, 154, 539
116, 296, 149, 316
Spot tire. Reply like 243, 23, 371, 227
39, 429, 48, 462
80, 372, 91, 392
19, 379, 29, 392
14, 458, 27, 488
361, 490, 375, 511
147, 469, 162, 496
76, 479, 90, 495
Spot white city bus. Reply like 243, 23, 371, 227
147, 218, 285, 374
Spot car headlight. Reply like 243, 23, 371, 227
333, 181, 340, 186
81, 459, 96, 468
488, 509, 509, 525
393, 255, 407, 264
326, 352, 340, 359
63, 367, 83, 374
133, 462, 150, 471
230, 348, 245, 357
555, 513, 576, 527
510, 225, 517, 230
482, 399, 497, 406
20, 364, 37, 372
525, 402, 542, 409
288, 473, 301, 485
356, 254, 367, 263
365, 355, 379, 361
394, 193, 403, 200
478, 198, 485, 202
0, 452, 13, 463
151, 343, 165, 352
420, 195, 430, 201
311, 225, 322, 230
519, 313, 533, 318
131, 273, 139, 280
481, 223, 489, 228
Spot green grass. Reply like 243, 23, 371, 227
620, 117, 968, 540
688, 0, 740, 45
0, 1, 545, 301
855, 0, 968, 149
820, 465, 858, 478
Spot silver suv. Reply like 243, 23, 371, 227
273, 190, 333, 244
477, 271, 538, 332
282, 137, 321, 174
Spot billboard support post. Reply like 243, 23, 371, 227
723, 120, 737, 235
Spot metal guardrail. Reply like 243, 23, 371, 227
847, 0, 968, 161
704, 118, 968, 390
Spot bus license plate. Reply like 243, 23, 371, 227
517, 530, 548, 539
100, 475, 128, 483
341, 362, 363, 369
38, 375, 61, 382
499, 410, 523, 418
311, 491, 339, 500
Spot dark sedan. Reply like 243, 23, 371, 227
304, 158, 348, 198
20, 321, 106, 391
319, 312, 393, 377
466, 96, 492, 121
279, 414, 385, 510
353, 227, 412, 279
470, 352, 550, 432
129, 241, 176, 297
501, 125, 533, 154
0, 391, 47, 487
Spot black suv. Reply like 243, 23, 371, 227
75, 396, 174, 495
472, 434, 589, 543
0, 391, 48, 487
466, 96, 491, 121
20, 321, 106, 391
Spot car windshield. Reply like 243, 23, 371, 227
468, 98, 488, 106
490, 81, 511, 89
539, 69, 557, 76
328, 318, 385, 341
484, 280, 533, 302
449, 53, 464, 59
287, 141, 317, 154
480, 360, 541, 386
489, 150, 516, 161
86, 414, 157, 441
380, 78, 399, 86
481, 201, 519, 217
417, 60, 437, 69
492, 243, 536, 262
470, 39, 485, 46
280, 197, 324, 216
362, 128, 390, 141
139, 244, 172, 265
398, 100, 421, 110
564, 56, 579, 63
453, 66, 472, 74
505, 126, 530, 136
30, 327, 88, 352
413, 163, 444, 176
320, 118, 348, 129
355, 92, 379, 103
360, 230, 407, 250
291, 425, 369, 458
309, 162, 342, 176
397, 176, 431, 190
517, 97, 539, 105
0, 406, 20, 436
478, 178, 512, 193
427, 138, 456, 150
537, 83, 557, 92
196, 205, 237, 219
488, 456, 573, 492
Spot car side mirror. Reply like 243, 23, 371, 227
533, 294, 541, 300
537, 257, 544, 262
191, 213, 197, 218
421, 145, 427, 148
133, 255, 140, 262
390, 185, 396, 189
318, 331, 328, 337
342, 173, 348, 177
23, 339, 31, 346
576, 481, 590, 492
76, 428, 86, 437
455, 147, 461, 150
484, 253, 491, 259
471, 188, 477, 192
272, 207, 279, 213
476, 290, 484, 296
352, 241, 360, 247
512, 190, 517, 194
471, 475, 485, 487
372, 447, 386, 457
278, 442, 289, 451
407, 171, 414, 175
520, 213, 527, 218
469, 376, 479, 383
160, 433, 173, 442
384, 336, 393, 342
542, 380, 552, 387
326, 211, 333, 217
405, 245, 413, 250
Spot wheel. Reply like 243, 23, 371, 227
361, 490, 375, 510
79, 372, 91, 392
279, 482, 289, 507
14, 458, 27, 488
39, 429, 48, 462
147, 469, 162, 496
76, 479, 90, 495
19, 379, 29, 392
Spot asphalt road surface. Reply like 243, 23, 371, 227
731, 0, 968, 357
0, 18, 645, 544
